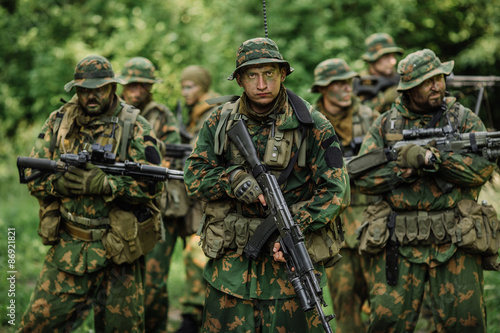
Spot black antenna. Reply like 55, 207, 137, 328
263, 0, 268, 38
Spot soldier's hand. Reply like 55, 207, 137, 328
63, 163, 110, 195
53, 172, 75, 196
230, 169, 264, 205
396, 144, 428, 169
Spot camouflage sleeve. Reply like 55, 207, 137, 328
353, 112, 409, 195
157, 107, 181, 145
296, 109, 350, 232
106, 115, 163, 204
183, 107, 236, 202
433, 108, 496, 186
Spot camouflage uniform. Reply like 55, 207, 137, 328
118, 57, 182, 333
352, 49, 497, 332
184, 38, 350, 333
356, 33, 404, 114
311, 58, 379, 333
174, 65, 221, 332
18, 55, 163, 333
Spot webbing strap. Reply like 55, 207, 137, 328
60, 206, 110, 227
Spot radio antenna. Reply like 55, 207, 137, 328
263, 0, 268, 38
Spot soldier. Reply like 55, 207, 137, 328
183, 37, 350, 332
173, 65, 220, 333
355, 33, 404, 114
310, 58, 379, 333
349, 49, 498, 332
117, 56, 182, 333
17, 55, 163, 332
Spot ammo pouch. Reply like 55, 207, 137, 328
161, 179, 192, 218
290, 202, 344, 268
200, 200, 265, 259
357, 200, 392, 255
102, 201, 161, 264
455, 199, 500, 258
37, 198, 61, 245
394, 210, 456, 246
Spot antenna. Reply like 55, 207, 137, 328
263, 0, 268, 38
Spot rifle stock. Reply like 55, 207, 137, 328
17, 151, 184, 184
227, 119, 334, 333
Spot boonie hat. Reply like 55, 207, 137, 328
362, 33, 404, 62
64, 55, 124, 92
396, 48, 454, 91
117, 57, 163, 85
227, 37, 293, 80
310, 58, 359, 93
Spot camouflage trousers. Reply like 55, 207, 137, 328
202, 284, 328, 333
366, 248, 486, 333
18, 257, 145, 333
144, 218, 179, 333
179, 233, 208, 321
326, 247, 370, 333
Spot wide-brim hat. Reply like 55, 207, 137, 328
64, 55, 124, 92
227, 37, 293, 80
397, 48, 454, 91
310, 58, 359, 93
362, 33, 404, 62
116, 57, 163, 85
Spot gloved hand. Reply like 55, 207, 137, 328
396, 144, 428, 169
54, 163, 110, 196
230, 169, 262, 205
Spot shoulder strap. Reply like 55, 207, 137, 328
49, 108, 65, 153
383, 107, 404, 146
118, 103, 140, 161
214, 98, 241, 155
286, 88, 314, 126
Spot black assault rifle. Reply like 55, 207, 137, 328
227, 119, 334, 333
347, 127, 500, 191
17, 150, 184, 184
164, 143, 193, 160
353, 74, 400, 101
446, 74, 500, 116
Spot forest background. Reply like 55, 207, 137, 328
1, 0, 500, 332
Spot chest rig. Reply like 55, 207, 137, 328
212, 89, 313, 185
49, 96, 140, 161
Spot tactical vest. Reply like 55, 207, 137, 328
141, 101, 172, 138
49, 96, 140, 162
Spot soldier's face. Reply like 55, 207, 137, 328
320, 79, 353, 113
181, 80, 204, 106
407, 74, 446, 112
122, 82, 152, 108
236, 63, 286, 114
371, 53, 397, 77
77, 84, 114, 115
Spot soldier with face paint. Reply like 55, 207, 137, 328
353, 49, 497, 332
17, 55, 163, 332
356, 33, 404, 114
311, 58, 379, 333
183, 37, 350, 333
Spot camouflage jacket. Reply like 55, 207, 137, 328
354, 95, 496, 263
184, 93, 350, 300
357, 70, 399, 114
315, 96, 379, 248
140, 100, 181, 145
28, 95, 163, 275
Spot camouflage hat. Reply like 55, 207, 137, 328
362, 33, 404, 62
64, 55, 124, 92
116, 57, 163, 85
396, 49, 454, 91
227, 37, 293, 80
310, 58, 359, 93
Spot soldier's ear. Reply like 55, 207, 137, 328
280, 67, 286, 82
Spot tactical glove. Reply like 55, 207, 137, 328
396, 144, 427, 169
62, 163, 110, 195
53, 173, 73, 196
230, 169, 262, 205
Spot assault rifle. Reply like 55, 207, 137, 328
227, 119, 334, 333
17, 150, 184, 184
164, 143, 193, 160
175, 99, 193, 142
347, 127, 500, 192
353, 74, 400, 101
446, 74, 500, 116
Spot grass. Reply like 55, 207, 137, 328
1, 123, 500, 332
